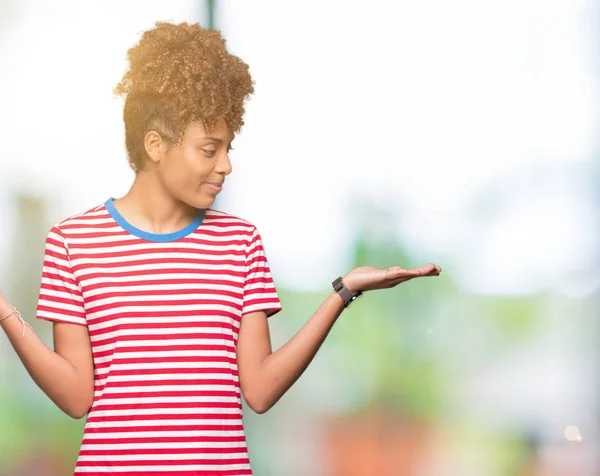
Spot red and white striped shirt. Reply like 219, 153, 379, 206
35, 198, 282, 475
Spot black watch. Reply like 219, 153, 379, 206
332, 276, 363, 308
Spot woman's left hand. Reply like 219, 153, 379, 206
342, 263, 441, 293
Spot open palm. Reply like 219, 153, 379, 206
343, 264, 441, 293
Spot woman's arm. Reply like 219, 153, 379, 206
0, 295, 94, 419
237, 290, 344, 414
236, 264, 441, 414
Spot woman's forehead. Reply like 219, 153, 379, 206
184, 119, 234, 142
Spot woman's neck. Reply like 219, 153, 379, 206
112, 170, 200, 235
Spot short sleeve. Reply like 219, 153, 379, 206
35, 226, 87, 326
242, 227, 282, 318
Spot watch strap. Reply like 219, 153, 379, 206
332, 276, 363, 308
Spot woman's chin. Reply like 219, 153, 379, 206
183, 193, 216, 210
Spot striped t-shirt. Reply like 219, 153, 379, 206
35, 198, 282, 475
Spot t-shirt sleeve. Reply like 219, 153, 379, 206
242, 226, 282, 318
35, 226, 87, 326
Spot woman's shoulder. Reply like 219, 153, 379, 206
204, 207, 257, 231
50, 201, 112, 234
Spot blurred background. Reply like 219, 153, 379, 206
0, 0, 599, 474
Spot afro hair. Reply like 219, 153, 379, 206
114, 21, 254, 172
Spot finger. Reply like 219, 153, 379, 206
387, 276, 418, 287
407, 264, 437, 276
422, 264, 443, 276
394, 267, 422, 278
389, 273, 438, 288
422, 268, 441, 277
380, 268, 413, 288
386, 266, 412, 276
387, 265, 441, 287
389, 264, 439, 279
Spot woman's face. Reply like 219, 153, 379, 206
154, 118, 234, 209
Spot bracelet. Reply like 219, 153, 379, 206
0, 305, 33, 338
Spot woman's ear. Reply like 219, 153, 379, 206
144, 130, 166, 164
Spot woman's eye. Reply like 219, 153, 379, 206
201, 149, 216, 157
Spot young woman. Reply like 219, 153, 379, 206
0, 21, 441, 475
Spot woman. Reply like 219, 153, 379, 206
0, 21, 441, 475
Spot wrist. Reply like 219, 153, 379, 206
332, 276, 363, 308
0, 300, 13, 320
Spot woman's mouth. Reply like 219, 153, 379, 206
204, 182, 223, 194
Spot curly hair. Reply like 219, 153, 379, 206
114, 21, 254, 172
